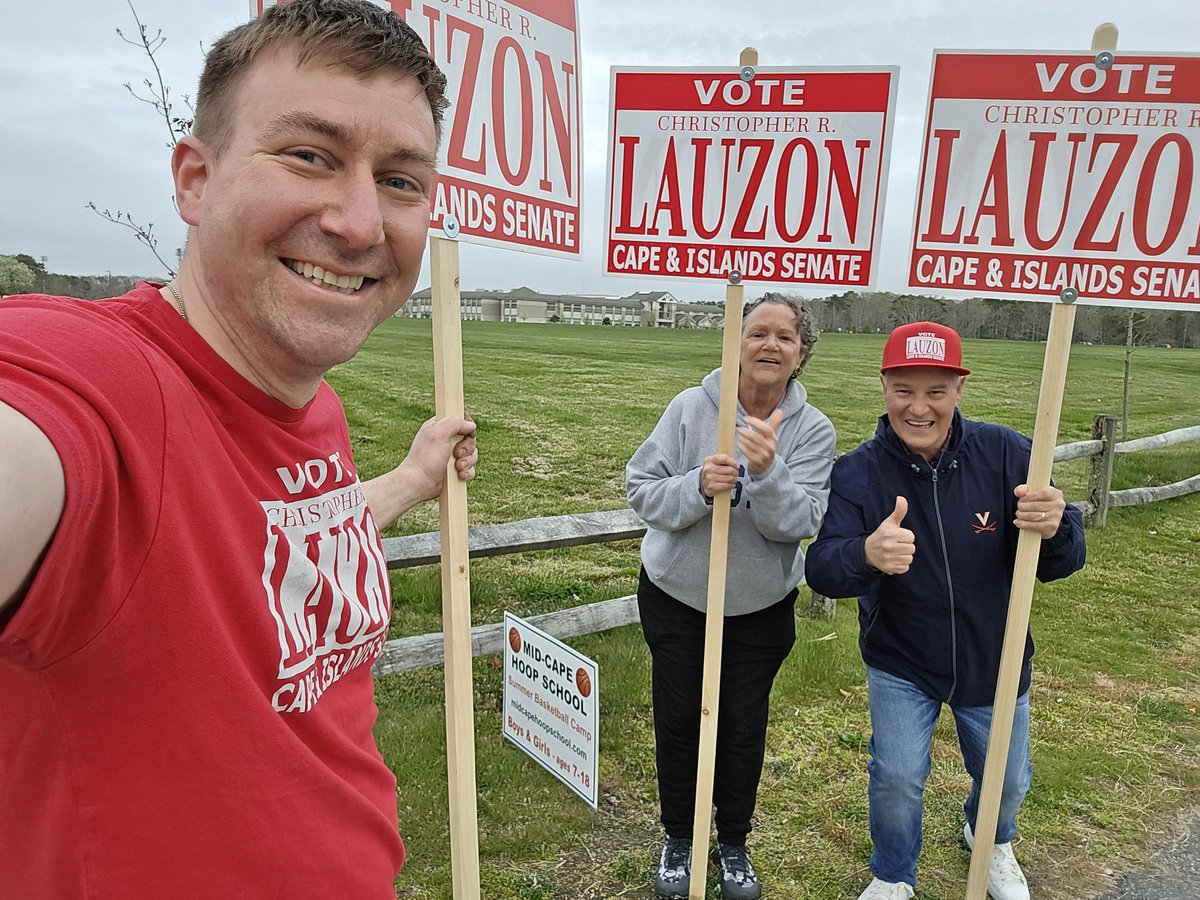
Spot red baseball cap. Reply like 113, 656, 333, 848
880, 321, 970, 375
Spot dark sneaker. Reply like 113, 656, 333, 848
716, 843, 761, 900
654, 836, 692, 899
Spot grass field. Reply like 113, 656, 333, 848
326, 318, 1200, 899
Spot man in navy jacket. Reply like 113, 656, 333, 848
805, 321, 1086, 900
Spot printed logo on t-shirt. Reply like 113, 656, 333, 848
261, 453, 390, 714
731, 462, 749, 509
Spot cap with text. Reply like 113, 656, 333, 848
880, 321, 970, 375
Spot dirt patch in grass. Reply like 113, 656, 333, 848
1161, 648, 1197, 673
492, 800, 664, 899
1032, 803, 1200, 900
1091, 672, 1150, 703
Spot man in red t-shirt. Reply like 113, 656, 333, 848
0, 1, 475, 897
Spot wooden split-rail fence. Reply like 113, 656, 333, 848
373, 416, 1200, 677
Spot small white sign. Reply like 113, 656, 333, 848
502, 612, 598, 807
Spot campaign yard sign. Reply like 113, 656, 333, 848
502, 612, 598, 807
255, 0, 582, 257
604, 66, 898, 288
910, 51, 1200, 310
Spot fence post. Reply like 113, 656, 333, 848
808, 589, 837, 619
1086, 414, 1117, 528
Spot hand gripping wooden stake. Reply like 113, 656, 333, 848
962, 27, 1113, 897
687, 51, 754, 894
431, 234, 482, 899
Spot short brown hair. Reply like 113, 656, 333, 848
193, 0, 448, 154
743, 292, 820, 374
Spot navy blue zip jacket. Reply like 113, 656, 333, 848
805, 411, 1086, 706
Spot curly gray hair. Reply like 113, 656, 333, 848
742, 292, 820, 375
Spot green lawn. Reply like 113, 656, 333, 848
327, 319, 1200, 900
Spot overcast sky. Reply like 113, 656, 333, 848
1, 0, 1196, 301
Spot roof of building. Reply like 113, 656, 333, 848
623, 290, 677, 302
410, 286, 685, 310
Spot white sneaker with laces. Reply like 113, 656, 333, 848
856, 877, 915, 900
964, 822, 1031, 900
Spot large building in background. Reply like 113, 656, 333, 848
402, 287, 726, 329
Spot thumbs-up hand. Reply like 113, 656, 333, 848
864, 496, 916, 575
738, 408, 783, 475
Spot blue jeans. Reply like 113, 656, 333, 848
865, 666, 1033, 887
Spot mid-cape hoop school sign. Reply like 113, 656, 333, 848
910, 50, 1200, 310
502, 613, 598, 807
254, 0, 582, 258
604, 66, 898, 288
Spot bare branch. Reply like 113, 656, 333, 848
89, 2, 191, 275
117, 0, 191, 149
86, 203, 177, 278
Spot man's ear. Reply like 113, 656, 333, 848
172, 136, 212, 227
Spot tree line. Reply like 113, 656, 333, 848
3, 251, 1194, 349
811, 290, 1197, 349
0, 254, 141, 301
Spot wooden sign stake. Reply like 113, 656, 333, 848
963, 27, 1114, 898
430, 233, 481, 900
688, 276, 745, 898
688, 42, 754, 882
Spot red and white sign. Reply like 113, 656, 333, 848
255, 0, 582, 257
604, 66, 898, 287
910, 51, 1200, 309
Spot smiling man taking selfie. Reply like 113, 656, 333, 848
0, 2, 476, 896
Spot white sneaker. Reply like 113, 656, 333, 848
964, 823, 1030, 900
856, 877, 915, 900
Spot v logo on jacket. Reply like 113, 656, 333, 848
972, 510, 997, 533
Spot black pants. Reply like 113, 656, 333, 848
638, 567, 796, 847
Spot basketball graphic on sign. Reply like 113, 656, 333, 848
575, 667, 592, 698
508, 627, 522, 654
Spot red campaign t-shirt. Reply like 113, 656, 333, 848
0, 284, 404, 898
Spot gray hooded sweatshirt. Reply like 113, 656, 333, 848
626, 368, 836, 616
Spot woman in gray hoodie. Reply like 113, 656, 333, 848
627, 294, 836, 900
